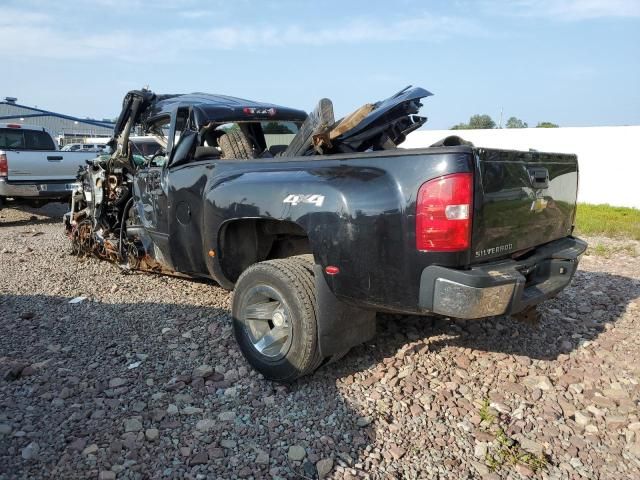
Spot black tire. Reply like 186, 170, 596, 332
232, 257, 322, 382
218, 129, 256, 160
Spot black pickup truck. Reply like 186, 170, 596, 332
65, 88, 587, 382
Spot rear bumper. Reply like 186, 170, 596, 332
0, 178, 78, 199
418, 236, 587, 319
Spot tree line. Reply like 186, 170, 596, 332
451, 114, 559, 130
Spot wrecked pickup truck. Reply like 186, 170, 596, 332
64, 87, 587, 382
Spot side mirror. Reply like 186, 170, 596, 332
169, 130, 198, 167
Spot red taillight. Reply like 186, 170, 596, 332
6, 124, 21, 129
325, 265, 340, 275
416, 172, 473, 252
0, 153, 8, 177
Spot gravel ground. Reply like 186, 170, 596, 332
1, 204, 639, 480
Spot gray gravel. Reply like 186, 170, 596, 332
1, 204, 639, 479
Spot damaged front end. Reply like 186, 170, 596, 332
64, 89, 170, 272
65, 157, 135, 262
64, 159, 138, 272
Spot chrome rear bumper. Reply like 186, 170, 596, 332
418, 236, 588, 319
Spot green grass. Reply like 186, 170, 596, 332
586, 243, 638, 258
486, 429, 548, 474
477, 399, 548, 474
479, 399, 495, 424
574, 203, 640, 240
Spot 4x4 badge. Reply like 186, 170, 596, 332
283, 194, 325, 207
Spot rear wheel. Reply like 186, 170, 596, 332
218, 129, 256, 160
232, 258, 322, 382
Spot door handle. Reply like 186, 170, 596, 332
527, 167, 549, 189
47, 155, 63, 161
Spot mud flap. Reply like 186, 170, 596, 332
313, 265, 376, 357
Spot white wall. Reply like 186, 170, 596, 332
403, 126, 640, 208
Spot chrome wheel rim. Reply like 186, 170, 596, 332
242, 284, 292, 360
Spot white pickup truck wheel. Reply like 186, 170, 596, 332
232, 257, 322, 382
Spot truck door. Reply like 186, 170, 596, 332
129, 113, 176, 264
133, 155, 171, 258
144, 164, 170, 232
133, 107, 199, 268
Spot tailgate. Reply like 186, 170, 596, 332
472, 148, 578, 263
6, 151, 94, 182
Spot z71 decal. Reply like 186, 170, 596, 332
283, 194, 325, 207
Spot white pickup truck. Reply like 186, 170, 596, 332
0, 123, 100, 210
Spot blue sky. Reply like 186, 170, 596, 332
1, 0, 638, 129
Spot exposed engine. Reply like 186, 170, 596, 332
66, 151, 141, 266
64, 89, 169, 269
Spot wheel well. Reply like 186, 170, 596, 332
218, 219, 312, 283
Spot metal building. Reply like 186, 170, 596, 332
0, 96, 114, 145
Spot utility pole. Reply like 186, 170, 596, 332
499, 106, 503, 129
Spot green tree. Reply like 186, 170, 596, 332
220, 123, 240, 132
262, 121, 294, 134
468, 114, 496, 129
506, 117, 528, 128
536, 121, 559, 128
451, 114, 496, 130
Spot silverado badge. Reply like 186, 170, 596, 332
475, 243, 514, 258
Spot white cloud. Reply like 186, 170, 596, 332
0, 22, 143, 61
0, 7, 50, 25
179, 10, 214, 19
0, 8, 488, 61
186, 13, 487, 50
484, 0, 640, 20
